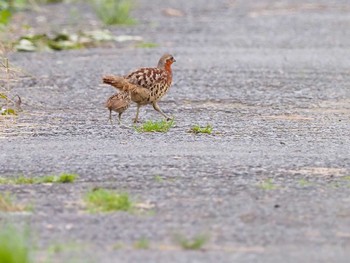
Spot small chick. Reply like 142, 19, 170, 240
105, 91, 131, 125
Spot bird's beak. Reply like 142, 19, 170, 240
173, 58, 176, 62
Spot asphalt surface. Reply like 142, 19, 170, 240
1, 0, 350, 262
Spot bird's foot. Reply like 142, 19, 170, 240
165, 116, 174, 122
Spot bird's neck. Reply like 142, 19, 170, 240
164, 63, 172, 75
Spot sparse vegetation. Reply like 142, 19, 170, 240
0, 173, 79, 185
90, 0, 135, 25
175, 234, 208, 250
0, 226, 32, 263
136, 42, 159, 48
55, 173, 78, 183
0, 193, 28, 212
154, 175, 164, 183
13, 30, 119, 52
133, 238, 150, 249
189, 124, 213, 134
298, 178, 311, 187
134, 119, 174, 133
85, 188, 133, 212
258, 179, 277, 190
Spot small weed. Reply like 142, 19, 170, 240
298, 178, 311, 187
175, 234, 208, 250
55, 173, 78, 183
134, 119, 174, 133
90, 0, 135, 25
0, 173, 78, 185
0, 193, 27, 212
112, 242, 124, 250
341, 176, 350, 181
85, 188, 133, 212
133, 238, 150, 249
259, 179, 277, 190
136, 42, 159, 48
189, 124, 213, 134
0, 226, 32, 263
154, 175, 164, 183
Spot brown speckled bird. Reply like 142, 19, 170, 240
105, 91, 131, 125
103, 53, 176, 123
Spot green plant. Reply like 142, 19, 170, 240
0, 225, 32, 263
0, 0, 28, 28
133, 238, 149, 249
55, 173, 78, 183
0, 173, 79, 184
298, 178, 311, 187
85, 188, 133, 212
154, 175, 164, 183
175, 234, 208, 250
189, 124, 213, 134
259, 179, 277, 190
341, 176, 350, 181
90, 0, 135, 25
136, 42, 159, 48
134, 119, 174, 133
0, 193, 27, 212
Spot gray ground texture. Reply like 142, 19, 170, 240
1, 0, 350, 262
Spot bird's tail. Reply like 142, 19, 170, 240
103, 75, 151, 104
103, 75, 135, 92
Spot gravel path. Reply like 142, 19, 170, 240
1, 0, 350, 262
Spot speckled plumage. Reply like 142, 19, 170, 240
105, 91, 131, 124
103, 53, 176, 122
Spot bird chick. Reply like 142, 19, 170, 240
105, 91, 131, 125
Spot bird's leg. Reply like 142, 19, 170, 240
152, 102, 171, 121
133, 104, 141, 123
109, 110, 113, 125
118, 113, 122, 125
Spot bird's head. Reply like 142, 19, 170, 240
158, 53, 176, 70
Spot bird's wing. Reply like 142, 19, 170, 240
106, 93, 130, 109
126, 68, 168, 89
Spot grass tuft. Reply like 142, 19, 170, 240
298, 178, 311, 187
154, 175, 164, 183
0, 226, 32, 263
0, 173, 79, 185
134, 119, 174, 133
55, 173, 78, 183
90, 0, 135, 25
189, 124, 213, 134
175, 234, 208, 250
0, 193, 28, 212
135, 42, 159, 48
258, 179, 277, 190
133, 238, 149, 249
85, 188, 133, 212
